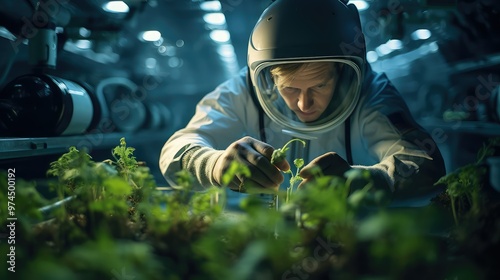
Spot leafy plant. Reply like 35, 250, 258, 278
430, 137, 500, 278
270, 138, 306, 203
434, 137, 500, 225
1, 137, 499, 280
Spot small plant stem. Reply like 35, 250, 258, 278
345, 176, 354, 199
282, 138, 306, 152
471, 191, 479, 214
274, 196, 279, 239
450, 198, 458, 226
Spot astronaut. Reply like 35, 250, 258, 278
159, 0, 446, 209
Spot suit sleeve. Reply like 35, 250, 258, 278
354, 64, 446, 201
159, 74, 251, 189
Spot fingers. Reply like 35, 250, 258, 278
297, 152, 351, 189
241, 150, 284, 190
299, 152, 333, 179
299, 152, 351, 180
274, 158, 291, 172
227, 173, 279, 194
240, 137, 288, 187
249, 137, 290, 172
220, 137, 285, 192
297, 178, 308, 190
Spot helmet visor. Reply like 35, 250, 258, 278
253, 59, 362, 134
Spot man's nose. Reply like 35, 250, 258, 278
297, 91, 312, 111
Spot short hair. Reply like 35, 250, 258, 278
270, 62, 339, 87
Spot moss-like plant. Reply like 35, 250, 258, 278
434, 137, 500, 225
429, 137, 500, 278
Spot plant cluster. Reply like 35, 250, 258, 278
431, 137, 500, 277
434, 137, 500, 225
0, 137, 499, 279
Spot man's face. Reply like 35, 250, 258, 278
274, 67, 336, 123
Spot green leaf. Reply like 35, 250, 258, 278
104, 177, 132, 196
293, 158, 304, 169
222, 161, 251, 186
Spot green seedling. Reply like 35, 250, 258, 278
271, 138, 305, 165
270, 138, 306, 203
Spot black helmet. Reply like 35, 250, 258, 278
248, 0, 366, 135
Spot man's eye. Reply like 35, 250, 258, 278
282, 87, 299, 94
315, 83, 326, 89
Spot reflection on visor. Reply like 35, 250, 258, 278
254, 60, 362, 134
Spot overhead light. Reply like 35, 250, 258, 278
411, 29, 432, 40
416, 41, 439, 55
386, 39, 403, 50
168, 57, 182, 68
217, 44, 235, 58
429, 41, 439, 52
139, 30, 162, 42
176, 40, 185, 47
145, 57, 157, 69
153, 37, 164, 46
349, 1, 369, 11
157, 45, 176, 56
75, 40, 92, 49
157, 45, 167, 55
203, 13, 226, 26
200, 1, 222, 11
165, 45, 176, 56
79, 27, 91, 38
102, 1, 129, 13
220, 53, 236, 63
210, 30, 230, 43
366, 51, 378, 63
376, 44, 392, 56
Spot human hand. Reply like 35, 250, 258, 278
213, 136, 290, 193
298, 152, 351, 189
